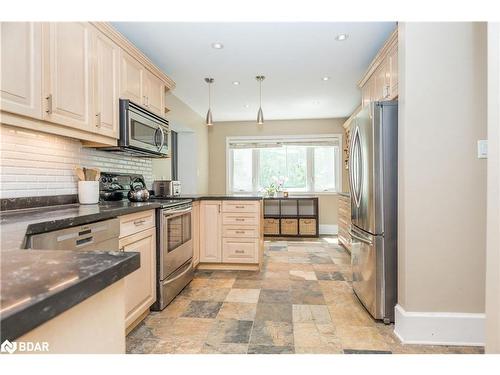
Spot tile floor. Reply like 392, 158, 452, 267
126, 237, 484, 354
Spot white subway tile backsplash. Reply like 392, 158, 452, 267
0, 124, 154, 199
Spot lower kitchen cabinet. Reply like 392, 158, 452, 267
199, 201, 222, 263
338, 194, 352, 252
192, 201, 200, 267
118, 211, 156, 333
199, 200, 262, 269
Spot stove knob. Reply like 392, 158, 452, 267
100, 176, 107, 183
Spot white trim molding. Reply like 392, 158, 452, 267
319, 224, 338, 235
394, 304, 485, 347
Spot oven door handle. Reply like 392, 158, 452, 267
161, 261, 193, 286
163, 208, 192, 219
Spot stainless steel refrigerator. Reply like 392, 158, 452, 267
348, 101, 398, 323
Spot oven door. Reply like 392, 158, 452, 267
160, 206, 193, 280
127, 107, 168, 155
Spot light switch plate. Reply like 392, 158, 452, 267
477, 140, 488, 159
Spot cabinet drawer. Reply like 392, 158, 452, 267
299, 218, 317, 236
222, 213, 259, 226
120, 210, 155, 238
223, 226, 259, 238
281, 218, 298, 235
263, 218, 280, 235
222, 238, 258, 263
222, 201, 260, 213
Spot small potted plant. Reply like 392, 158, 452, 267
274, 176, 287, 197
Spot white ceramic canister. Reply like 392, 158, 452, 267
78, 181, 100, 204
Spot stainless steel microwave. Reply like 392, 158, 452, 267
102, 99, 169, 157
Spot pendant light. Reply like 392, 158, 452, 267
205, 77, 214, 126
256, 75, 265, 125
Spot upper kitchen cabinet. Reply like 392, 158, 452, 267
359, 28, 398, 108
144, 70, 165, 116
93, 31, 119, 139
0, 22, 175, 146
42, 22, 93, 131
119, 50, 144, 105
119, 51, 165, 117
0, 22, 43, 119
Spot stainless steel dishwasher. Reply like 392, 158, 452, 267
27, 218, 120, 251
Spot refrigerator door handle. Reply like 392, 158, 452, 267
349, 227, 373, 246
351, 126, 362, 208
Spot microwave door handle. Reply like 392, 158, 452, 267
158, 126, 166, 151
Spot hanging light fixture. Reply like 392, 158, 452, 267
256, 75, 265, 125
205, 77, 214, 126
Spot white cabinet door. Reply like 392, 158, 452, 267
389, 46, 398, 99
144, 70, 164, 116
119, 50, 144, 105
0, 22, 42, 119
93, 31, 119, 139
199, 201, 222, 263
120, 227, 156, 328
42, 22, 93, 130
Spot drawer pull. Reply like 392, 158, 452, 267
235, 205, 245, 208
134, 219, 146, 226
235, 230, 245, 234
235, 250, 245, 254
235, 218, 245, 221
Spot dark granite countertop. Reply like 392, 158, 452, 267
0, 200, 161, 341
0, 249, 139, 341
0, 200, 162, 250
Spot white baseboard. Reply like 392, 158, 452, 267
319, 224, 338, 235
394, 304, 485, 346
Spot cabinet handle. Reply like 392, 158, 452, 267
235, 250, 244, 254
218, 204, 221, 213
134, 219, 146, 226
235, 218, 244, 221
143, 95, 147, 106
146, 96, 149, 107
235, 205, 245, 209
95, 112, 101, 128
119, 246, 125, 252
235, 230, 245, 234
45, 94, 52, 114
384, 85, 390, 98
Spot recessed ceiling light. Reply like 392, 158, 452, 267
244, 104, 250, 108
233, 81, 240, 85
322, 76, 330, 81
211, 42, 224, 49
335, 33, 348, 41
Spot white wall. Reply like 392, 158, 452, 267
395, 22, 487, 345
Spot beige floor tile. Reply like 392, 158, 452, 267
293, 323, 323, 347
201, 342, 249, 354
336, 325, 391, 351
217, 302, 257, 321
289, 270, 317, 281
295, 344, 343, 354
208, 278, 236, 288
148, 297, 191, 319
225, 288, 261, 303
292, 305, 313, 322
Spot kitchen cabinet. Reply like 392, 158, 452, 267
192, 201, 200, 267
338, 194, 352, 253
199, 201, 222, 263
119, 50, 144, 105
199, 200, 262, 267
144, 70, 164, 116
120, 52, 165, 116
359, 29, 398, 107
42, 22, 93, 131
389, 46, 398, 99
118, 210, 156, 332
93, 31, 119, 139
0, 22, 43, 119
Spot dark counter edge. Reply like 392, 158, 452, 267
0, 252, 140, 342
168, 195, 264, 201
23, 202, 163, 237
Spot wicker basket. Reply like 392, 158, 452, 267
281, 218, 298, 235
299, 218, 317, 236
264, 218, 280, 235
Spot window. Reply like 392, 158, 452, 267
227, 135, 342, 194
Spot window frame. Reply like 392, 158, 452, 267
226, 134, 343, 195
